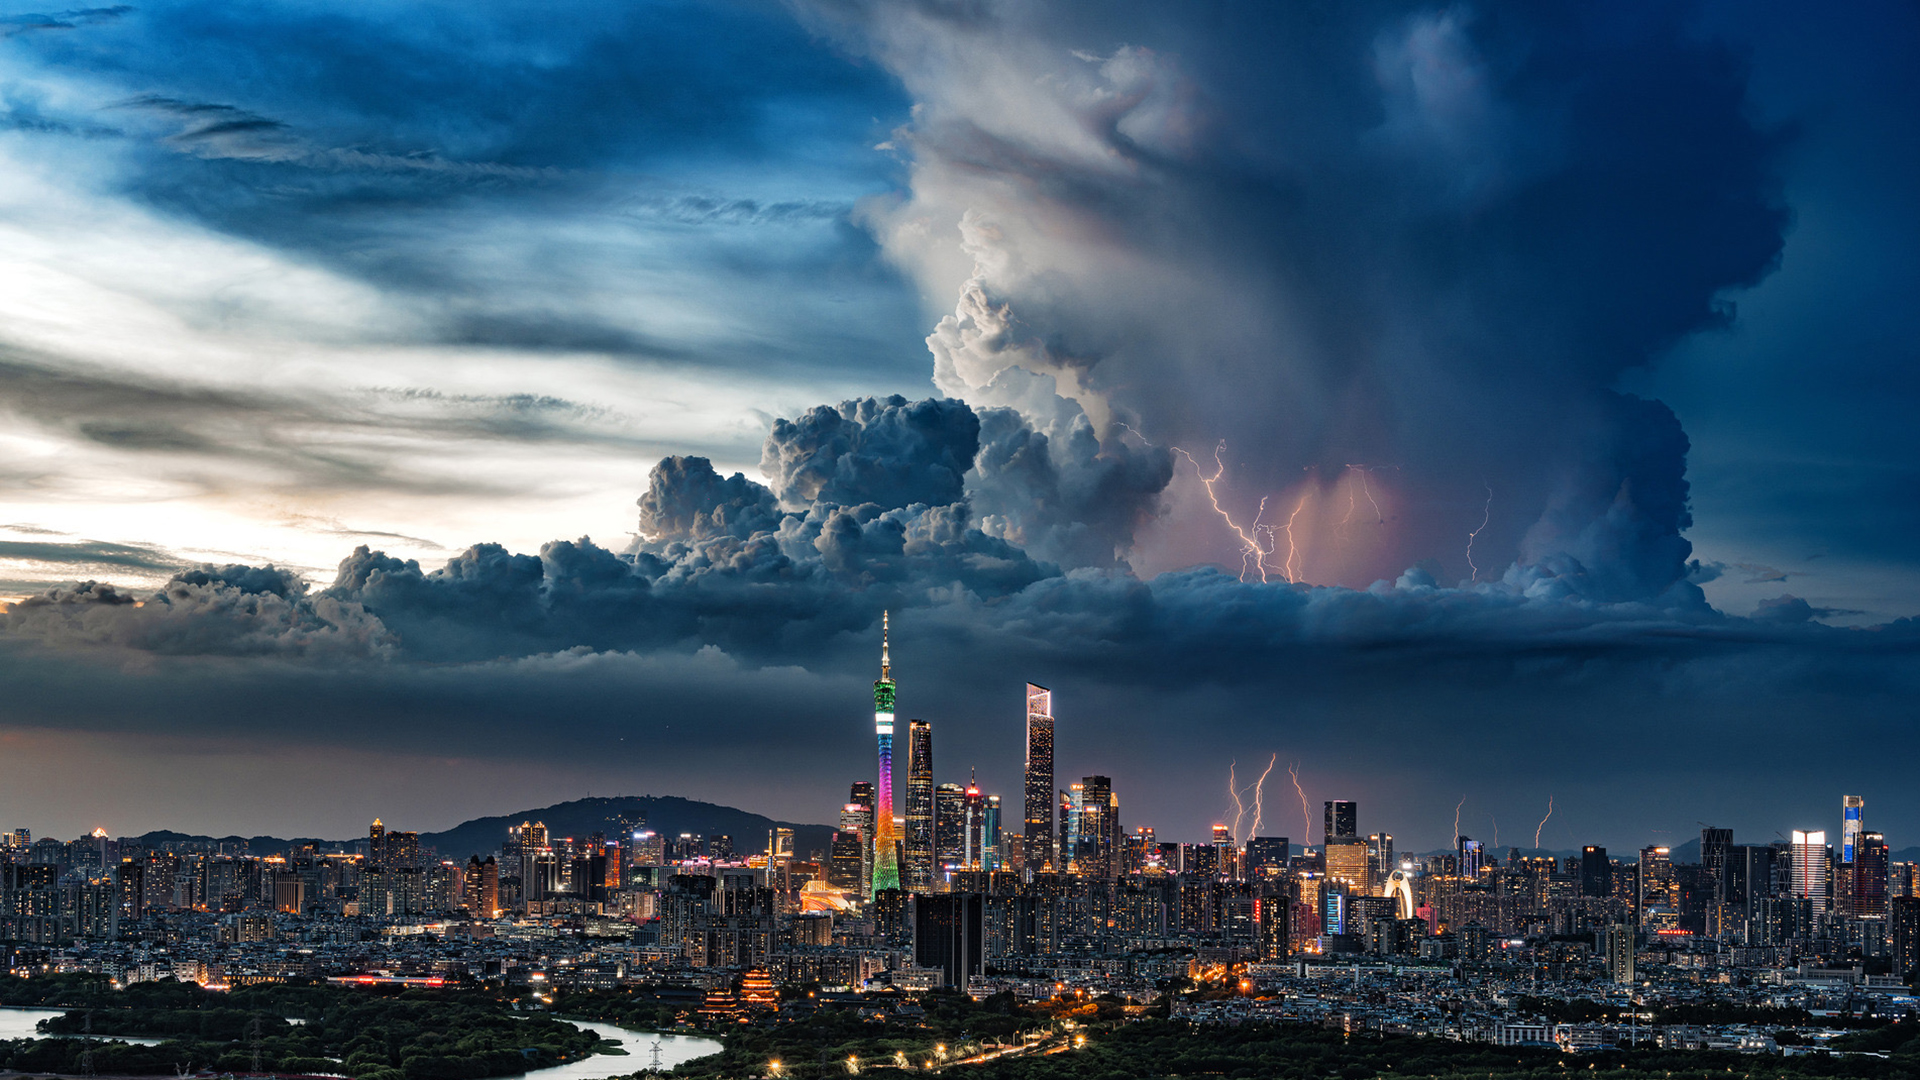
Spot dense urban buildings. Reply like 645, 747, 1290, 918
3, 619, 1917, 1049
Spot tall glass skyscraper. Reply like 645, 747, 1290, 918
905, 719, 935, 891
1024, 683, 1055, 873
871, 612, 902, 897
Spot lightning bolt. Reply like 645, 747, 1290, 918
1114, 421, 1154, 446
1344, 465, 1385, 525
1489, 814, 1498, 848
1466, 482, 1492, 583
1452, 795, 1465, 844
1289, 762, 1311, 845
1250, 754, 1277, 836
1283, 494, 1308, 584
1227, 761, 1246, 846
1534, 796, 1554, 850
1174, 443, 1282, 584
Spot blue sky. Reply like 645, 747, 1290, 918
0, 0, 1914, 849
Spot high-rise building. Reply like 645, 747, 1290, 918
1075, 776, 1117, 879
1246, 837, 1290, 879
1892, 897, 1920, 980
982, 795, 1003, 870
1790, 831, 1830, 914
934, 782, 966, 877
1458, 837, 1484, 879
1023, 683, 1055, 873
905, 719, 935, 891
1367, 833, 1394, 891
1580, 846, 1611, 898
1605, 922, 1636, 984
962, 776, 986, 870
1843, 795, 1865, 864
1853, 831, 1890, 919
463, 856, 499, 919
871, 612, 902, 897
1323, 801, 1357, 845
913, 892, 984, 989
848, 782, 875, 892
1639, 846, 1676, 915
1326, 839, 1371, 894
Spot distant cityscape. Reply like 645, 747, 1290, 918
2, 617, 1917, 1052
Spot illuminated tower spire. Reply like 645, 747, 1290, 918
870, 611, 902, 896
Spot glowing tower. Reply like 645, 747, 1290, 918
870, 612, 902, 896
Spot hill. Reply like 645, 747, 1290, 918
421, 795, 836, 862
120, 795, 835, 863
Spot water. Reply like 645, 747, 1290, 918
0, 1006, 165, 1045
0, 1007, 720, 1076
524, 1021, 721, 1080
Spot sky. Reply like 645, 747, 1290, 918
0, 0, 1915, 853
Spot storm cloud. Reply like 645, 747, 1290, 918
0, 0, 1913, 847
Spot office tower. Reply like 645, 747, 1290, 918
913, 892, 985, 989
1893, 897, 1920, 980
1605, 923, 1635, 984
905, 719, 935, 891
523, 821, 549, 851
962, 776, 986, 870
871, 612, 903, 896
1854, 831, 1890, 919
1323, 801, 1357, 845
1076, 776, 1117, 879
1639, 846, 1676, 913
1367, 833, 1394, 890
983, 794, 1002, 870
1580, 846, 1611, 897
1023, 683, 1055, 873
848, 782, 876, 892
1246, 837, 1290, 879
1790, 831, 1830, 913
934, 782, 966, 877
828, 831, 865, 891
1326, 839, 1371, 894
1843, 795, 1865, 864
1457, 837, 1483, 878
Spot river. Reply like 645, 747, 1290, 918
0, 1006, 722, 1078
0, 1006, 164, 1045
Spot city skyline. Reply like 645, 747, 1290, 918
0, 2, 1915, 851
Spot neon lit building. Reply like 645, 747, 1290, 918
905, 719, 935, 891
870, 612, 902, 897
1843, 795, 1865, 864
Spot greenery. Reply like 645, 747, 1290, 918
0, 973, 613, 1079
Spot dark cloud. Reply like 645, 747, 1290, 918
0, 538, 181, 573
828, 0, 1789, 593
761, 395, 978, 511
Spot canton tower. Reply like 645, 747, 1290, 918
870, 611, 902, 896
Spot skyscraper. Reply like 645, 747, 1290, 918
934, 781, 966, 877
849, 781, 875, 894
1854, 831, 1890, 919
1076, 775, 1117, 879
905, 719, 935, 891
962, 775, 986, 870
982, 794, 1002, 870
1843, 795, 1865, 864
1323, 801, 1357, 845
1580, 846, 1611, 897
1023, 683, 1054, 873
870, 612, 902, 897
1790, 830, 1830, 914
